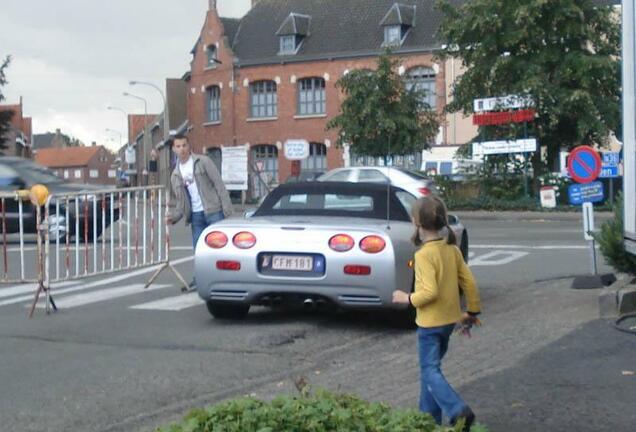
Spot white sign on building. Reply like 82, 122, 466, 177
473, 95, 534, 113
284, 139, 310, 160
472, 138, 537, 157
221, 145, 249, 191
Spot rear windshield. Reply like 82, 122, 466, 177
254, 187, 410, 222
396, 168, 429, 180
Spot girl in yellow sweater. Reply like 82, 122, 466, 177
393, 196, 481, 431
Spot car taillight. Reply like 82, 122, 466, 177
329, 234, 355, 252
418, 187, 432, 196
344, 265, 371, 275
216, 260, 241, 271
205, 231, 228, 249
233, 231, 256, 249
359, 235, 386, 253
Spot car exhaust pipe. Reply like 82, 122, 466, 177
303, 298, 315, 309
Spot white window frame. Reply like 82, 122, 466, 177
279, 35, 297, 55
249, 81, 278, 118
298, 78, 326, 115
74, 169, 82, 179
63, 170, 69, 179
405, 67, 437, 110
89, 169, 99, 178
384, 25, 402, 46
108, 169, 116, 178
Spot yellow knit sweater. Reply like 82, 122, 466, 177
410, 239, 481, 328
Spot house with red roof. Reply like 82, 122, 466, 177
35, 145, 117, 185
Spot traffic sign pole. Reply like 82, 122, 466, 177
582, 202, 598, 276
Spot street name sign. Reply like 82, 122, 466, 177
472, 138, 537, 157
567, 146, 602, 184
568, 181, 604, 205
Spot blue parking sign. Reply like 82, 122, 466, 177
568, 181, 604, 205
602, 152, 620, 167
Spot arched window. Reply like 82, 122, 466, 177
297, 78, 326, 115
205, 86, 221, 123
249, 80, 278, 118
301, 143, 327, 173
405, 67, 436, 109
251, 144, 279, 199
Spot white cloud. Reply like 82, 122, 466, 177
1, 0, 251, 151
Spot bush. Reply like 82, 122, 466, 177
157, 390, 485, 432
594, 193, 636, 275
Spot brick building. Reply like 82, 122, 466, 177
0, 98, 33, 158
186, 0, 477, 199
35, 145, 117, 185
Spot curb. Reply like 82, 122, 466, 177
454, 211, 613, 222
599, 273, 636, 318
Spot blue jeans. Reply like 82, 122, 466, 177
417, 324, 467, 424
191, 210, 224, 249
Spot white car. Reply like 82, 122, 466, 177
317, 166, 438, 197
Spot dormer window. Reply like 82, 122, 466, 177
206, 45, 218, 68
380, 3, 416, 47
384, 26, 402, 46
280, 35, 298, 55
276, 13, 311, 56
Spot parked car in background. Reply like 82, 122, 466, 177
194, 181, 468, 320
285, 171, 325, 183
317, 166, 438, 197
0, 157, 118, 240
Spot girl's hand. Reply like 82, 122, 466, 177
392, 290, 410, 304
461, 312, 482, 327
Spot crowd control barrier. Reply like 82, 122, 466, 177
0, 185, 189, 317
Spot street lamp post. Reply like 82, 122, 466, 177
129, 81, 168, 142
123, 92, 150, 185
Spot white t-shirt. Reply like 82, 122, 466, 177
179, 156, 204, 212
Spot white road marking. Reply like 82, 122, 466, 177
0, 280, 81, 299
472, 244, 589, 250
470, 250, 529, 266
33, 284, 170, 309
0, 256, 193, 307
130, 292, 202, 311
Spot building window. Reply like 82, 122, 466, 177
89, 169, 99, 178
206, 86, 221, 123
298, 78, 326, 115
384, 25, 402, 46
405, 67, 437, 109
249, 81, 278, 118
301, 143, 327, 173
279, 35, 297, 54
63, 170, 69, 179
74, 169, 82, 179
108, 170, 116, 178
207, 45, 218, 68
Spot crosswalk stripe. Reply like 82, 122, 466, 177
33, 284, 170, 309
0, 256, 193, 307
130, 292, 203, 311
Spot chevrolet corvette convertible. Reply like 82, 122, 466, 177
194, 182, 468, 320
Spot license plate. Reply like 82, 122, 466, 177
272, 255, 313, 271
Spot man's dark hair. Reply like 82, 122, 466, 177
171, 134, 188, 148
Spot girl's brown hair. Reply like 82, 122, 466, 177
410, 196, 457, 246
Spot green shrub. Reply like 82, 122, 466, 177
594, 193, 636, 275
157, 390, 483, 432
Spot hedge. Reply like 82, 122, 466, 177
156, 390, 487, 432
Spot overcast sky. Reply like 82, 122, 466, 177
1, 0, 251, 151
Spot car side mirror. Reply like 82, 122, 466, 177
447, 214, 459, 225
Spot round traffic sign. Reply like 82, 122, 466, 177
567, 146, 602, 184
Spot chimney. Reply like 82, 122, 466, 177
92, 141, 96, 147
55, 128, 61, 136
209, 0, 216, 10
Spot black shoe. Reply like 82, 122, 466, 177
451, 407, 475, 432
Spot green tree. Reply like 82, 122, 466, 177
327, 53, 440, 158
437, 0, 621, 176
0, 56, 13, 152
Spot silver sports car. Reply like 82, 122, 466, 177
194, 182, 468, 320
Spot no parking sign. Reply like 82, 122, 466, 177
567, 146, 602, 184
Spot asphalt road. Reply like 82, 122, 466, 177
0, 213, 631, 432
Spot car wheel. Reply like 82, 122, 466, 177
460, 231, 469, 263
206, 301, 250, 320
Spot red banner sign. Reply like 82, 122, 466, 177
473, 109, 536, 126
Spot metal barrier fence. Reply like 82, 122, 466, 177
0, 185, 188, 317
